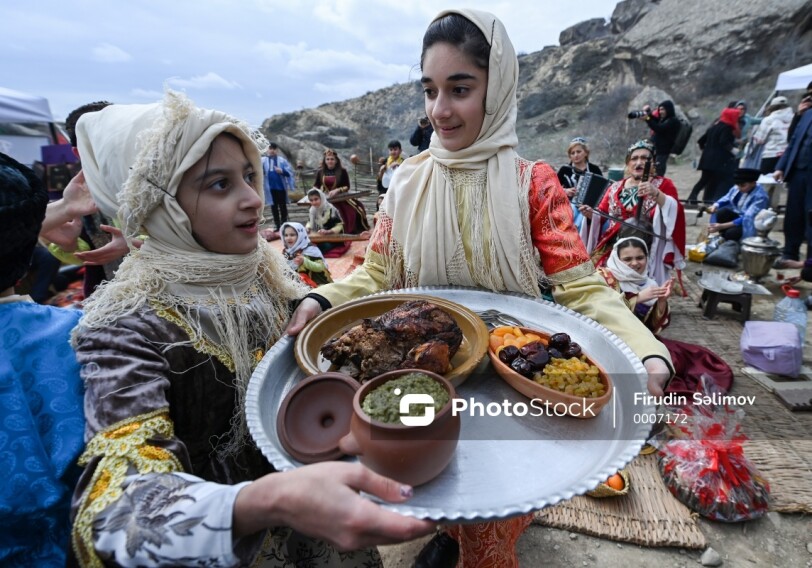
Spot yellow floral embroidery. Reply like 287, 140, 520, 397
105, 422, 140, 439
72, 409, 184, 568
150, 300, 236, 371
88, 469, 111, 502
138, 445, 173, 461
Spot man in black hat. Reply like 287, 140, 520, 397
706, 167, 769, 241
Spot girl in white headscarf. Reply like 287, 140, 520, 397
281, 221, 333, 287
306, 187, 347, 255
601, 236, 672, 331
289, 9, 672, 394
287, 9, 673, 568
69, 91, 432, 567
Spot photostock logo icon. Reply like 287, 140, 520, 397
396, 388, 435, 426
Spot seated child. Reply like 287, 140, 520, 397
306, 188, 349, 256
280, 221, 332, 287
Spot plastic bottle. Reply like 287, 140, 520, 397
773, 285, 807, 343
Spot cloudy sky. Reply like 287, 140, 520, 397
4, 0, 614, 127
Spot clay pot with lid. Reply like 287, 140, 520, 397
339, 369, 461, 487
276, 372, 359, 464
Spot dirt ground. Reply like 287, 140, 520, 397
369, 161, 812, 568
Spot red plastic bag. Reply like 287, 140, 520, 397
652, 376, 770, 522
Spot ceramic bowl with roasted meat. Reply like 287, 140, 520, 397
295, 294, 489, 387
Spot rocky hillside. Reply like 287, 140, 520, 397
262, 0, 812, 171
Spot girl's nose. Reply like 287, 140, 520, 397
431, 95, 451, 120
241, 182, 263, 210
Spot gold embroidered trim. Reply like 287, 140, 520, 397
546, 261, 596, 286
72, 409, 184, 568
150, 300, 235, 371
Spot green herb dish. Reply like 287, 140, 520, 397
361, 372, 450, 424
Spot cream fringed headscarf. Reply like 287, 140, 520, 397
382, 9, 541, 297
73, 91, 308, 455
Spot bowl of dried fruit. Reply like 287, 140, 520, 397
487, 326, 613, 418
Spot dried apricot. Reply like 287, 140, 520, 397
489, 335, 504, 351
492, 326, 514, 337
514, 335, 530, 348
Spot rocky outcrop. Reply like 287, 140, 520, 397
559, 18, 610, 46
263, 0, 812, 169
610, 0, 658, 34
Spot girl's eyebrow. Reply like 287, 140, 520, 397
194, 161, 252, 183
421, 72, 477, 84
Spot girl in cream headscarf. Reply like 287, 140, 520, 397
601, 236, 672, 330
69, 91, 432, 567
287, 9, 674, 568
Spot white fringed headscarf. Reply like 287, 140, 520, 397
606, 237, 658, 305
73, 91, 308, 455
280, 221, 325, 262
382, 9, 541, 297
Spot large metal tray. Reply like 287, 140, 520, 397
246, 286, 653, 522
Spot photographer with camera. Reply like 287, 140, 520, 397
629, 100, 680, 176
410, 116, 434, 152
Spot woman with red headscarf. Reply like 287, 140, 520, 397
686, 107, 741, 204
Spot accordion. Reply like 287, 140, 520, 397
572, 172, 611, 208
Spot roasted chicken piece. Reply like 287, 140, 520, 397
320, 300, 463, 381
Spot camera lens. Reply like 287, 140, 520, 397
627, 110, 647, 119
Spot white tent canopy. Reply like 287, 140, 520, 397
0, 86, 54, 123
753, 62, 812, 118
775, 62, 812, 91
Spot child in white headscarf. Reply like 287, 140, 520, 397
69, 91, 432, 566
306, 187, 347, 255
602, 236, 671, 329
287, 9, 673, 568
280, 221, 332, 287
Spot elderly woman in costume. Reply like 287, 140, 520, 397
313, 148, 369, 235
706, 167, 770, 242
68, 92, 432, 567
581, 140, 686, 286
280, 221, 333, 287
287, 10, 673, 568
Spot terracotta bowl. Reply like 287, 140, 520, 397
338, 369, 460, 486
276, 372, 359, 463
295, 294, 489, 387
488, 327, 613, 419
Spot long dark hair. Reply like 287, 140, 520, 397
421, 13, 490, 71
319, 148, 343, 172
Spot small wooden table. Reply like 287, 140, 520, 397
698, 289, 752, 322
